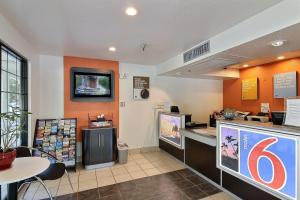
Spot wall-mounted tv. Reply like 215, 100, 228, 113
71, 67, 114, 102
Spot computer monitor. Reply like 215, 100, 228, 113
170, 106, 179, 113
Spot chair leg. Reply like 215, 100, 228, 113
18, 182, 28, 192
65, 169, 74, 192
35, 176, 53, 200
21, 182, 31, 200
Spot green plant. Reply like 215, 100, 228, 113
0, 107, 31, 152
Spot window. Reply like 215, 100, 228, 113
0, 44, 28, 147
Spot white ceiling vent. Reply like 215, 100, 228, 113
183, 40, 210, 63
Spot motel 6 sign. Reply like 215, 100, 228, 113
220, 125, 297, 200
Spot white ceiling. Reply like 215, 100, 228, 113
0, 0, 281, 65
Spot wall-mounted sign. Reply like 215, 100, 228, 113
218, 124, 298, 200
133, 76, 149, 100
274, 71, 297, 98
242, 78, 258, 100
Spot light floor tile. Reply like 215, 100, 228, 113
78, 179, 97, 192
135, 159, 150, 165
110, 164, 124, 169
66, 171, 80, 177
139, 163, 155, 170
151, 162, 167, 168
96, 169, 113, 178
57, 183, 78, 196
125, 164, 141, 173
44, 179, 60, 188
144, 168, 161, 176
114, 174, 132, 183
157, 166, 174, 173
79, 168, 96, 174
122, 161, 137, 168
129, 170, 147, 179
33, 186, 58, 200
60, 175, 79, 184
96, 167, 111, 173
79, 173, 97, 182
130, 154, 145, 160
111, 167, 128, 176
18, 182, 40, 200
97, 176, 116, 187
200, 192, 235, 200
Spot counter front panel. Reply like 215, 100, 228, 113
217, 122, 299, 200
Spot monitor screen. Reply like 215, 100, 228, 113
74, 72, 112, 97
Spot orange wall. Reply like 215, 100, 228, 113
223, 57, 300, 114
64, 56, 119, 141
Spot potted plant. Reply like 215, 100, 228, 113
0, 107, 31, 170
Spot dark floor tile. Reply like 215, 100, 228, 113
197, 182, 221, 195
99, 185, 119, 198
185, 175, 207, 185
172, 179, 195, 190
176, 169, 196, 178
78, 188, 100, 200
133, 176, 154, 185
117, 181, 137, 192
149, 190, 189, 200
181, 186, 208, 200
162, 171, 183, 181
100, 193, 123, 200
55, 193, 77, 200
58, 169, 220, 200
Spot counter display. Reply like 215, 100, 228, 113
159, 112, 185, 149
217, 121, 299, 200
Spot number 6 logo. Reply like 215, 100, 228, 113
248, 137, 287, 190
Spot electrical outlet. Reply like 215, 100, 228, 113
120, 72, 129, 79
120, 102, 126, 107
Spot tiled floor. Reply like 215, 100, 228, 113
42, 169, 231, 200
16, 150, 235, 200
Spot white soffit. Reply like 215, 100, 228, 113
158, 0, 300, 76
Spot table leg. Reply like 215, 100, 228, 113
6, 182, 18, 200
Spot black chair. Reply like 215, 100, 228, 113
16, 146, 74, 200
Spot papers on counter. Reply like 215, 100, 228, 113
285, 98, 300, 127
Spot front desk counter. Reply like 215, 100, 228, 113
180, 123, 283, 200
181, 128, 221, 184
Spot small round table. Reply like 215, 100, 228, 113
0, 157, 50, 200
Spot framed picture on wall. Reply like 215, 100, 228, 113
274, 71, 297, 98
133, 76, 150, 100
242, 78, 258, 100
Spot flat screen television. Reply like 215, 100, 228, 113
71, 67, 114, 101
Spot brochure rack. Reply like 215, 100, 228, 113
33, 118, 77, 170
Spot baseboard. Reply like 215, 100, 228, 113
128, 146, 160, 154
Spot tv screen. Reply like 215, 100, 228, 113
74, 72, 112, 97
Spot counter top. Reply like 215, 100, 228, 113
82, 127, 116, 131
219, 119, 300, 136
181, 127, 217, 147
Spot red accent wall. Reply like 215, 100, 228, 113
64, 56, 119, 141
223, 58, 300, 114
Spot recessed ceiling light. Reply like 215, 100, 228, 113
109, 47, 116, 52
243, 64, 249, 67
277, 56, 285, 60
271, 40, 286, 47
126, 7, 138, 16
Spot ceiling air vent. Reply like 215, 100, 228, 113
183, 40, 210, 63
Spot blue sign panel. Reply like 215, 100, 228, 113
240, 130, 297, 200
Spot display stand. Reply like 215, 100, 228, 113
33, 118, 77, 170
